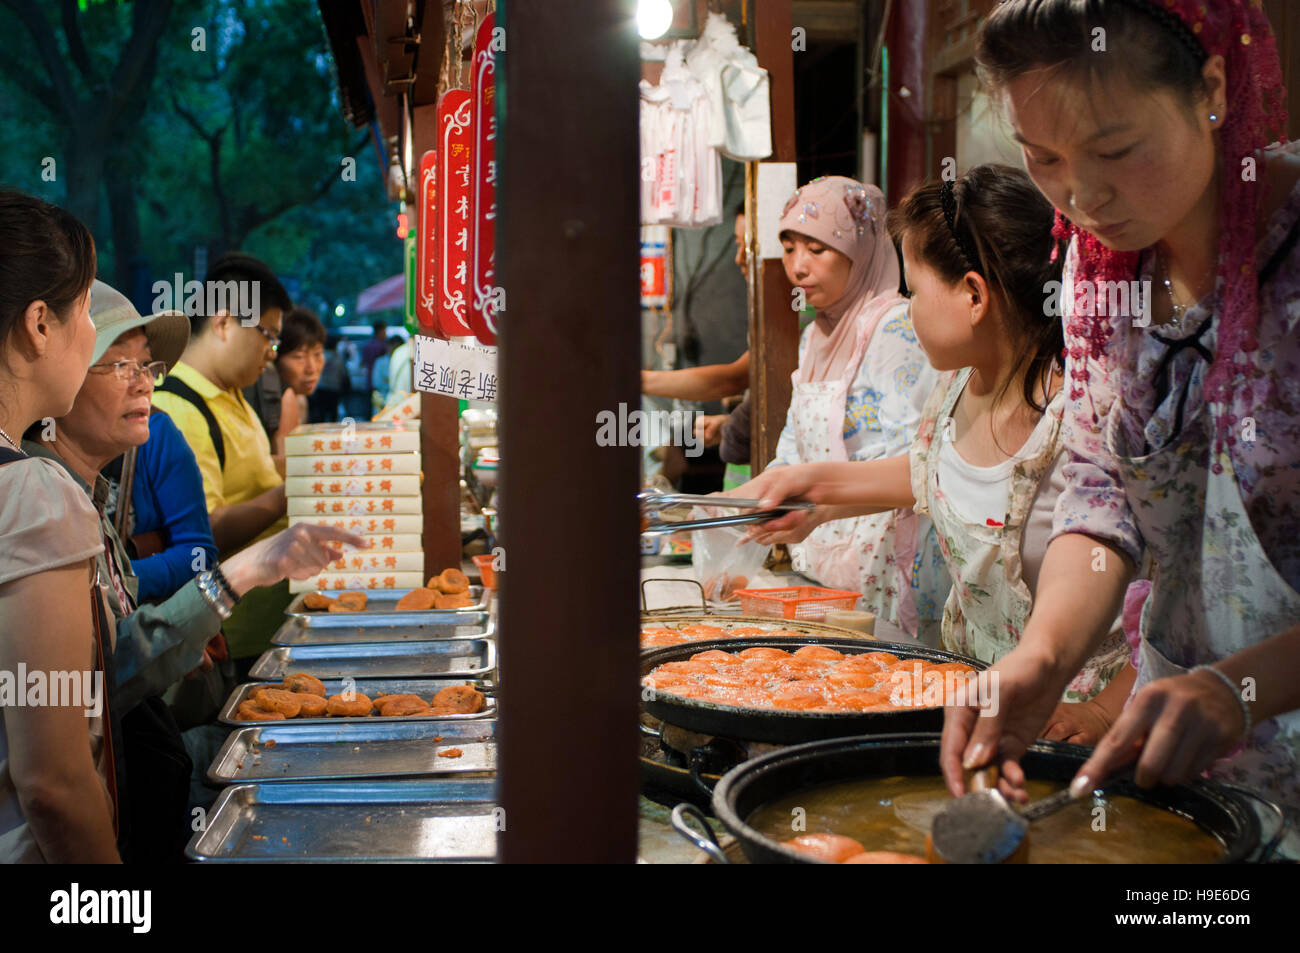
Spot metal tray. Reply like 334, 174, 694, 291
219, 677, 496, 726
272, 614, 493, 645
286, 587, 488, 622
207, 719, 497, 784
249, 639, 497, 680
186, 779, 498, 862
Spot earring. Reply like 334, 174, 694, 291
1209, 112, 1219, 124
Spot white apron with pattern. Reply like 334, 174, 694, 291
1107, 395, 1300, 818
788, 310, 920, 634
917, 368, 1127, 700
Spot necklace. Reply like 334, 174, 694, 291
0, 424, 19, 451
1157, 253, 1212, 334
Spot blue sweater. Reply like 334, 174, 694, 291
130, 412, 220, 603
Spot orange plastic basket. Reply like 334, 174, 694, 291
733, 586, 861, 621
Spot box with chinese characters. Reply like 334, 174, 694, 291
325, 551, 425, 574
288, 495, 423, 517
286, 453, 420, 477
285, 421, 420, 456
289, 570, 426, 593
290, 514, 424, 536
285, 475, 420, 498
337, 534, 422, 554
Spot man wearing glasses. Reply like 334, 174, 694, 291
152, 251, 294, 672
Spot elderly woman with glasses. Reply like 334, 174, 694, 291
0, 231, 363, 861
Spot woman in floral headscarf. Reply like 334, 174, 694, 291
939, 0, 1300, 826
735, 176, 949, 644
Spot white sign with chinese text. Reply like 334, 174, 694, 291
413, 335, 498, 403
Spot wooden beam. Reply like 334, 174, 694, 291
750, 0, 798, 474
497, 0, 641, 863
411, 100, 463, 581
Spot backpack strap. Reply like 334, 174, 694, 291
156, 376, 226, 471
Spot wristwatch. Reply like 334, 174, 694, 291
196, 569, 239, 620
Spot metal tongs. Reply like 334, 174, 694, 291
639, 490, 816, 536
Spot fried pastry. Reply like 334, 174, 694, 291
325, 692, 373, 717
283, 673, 327, 697
431, 684, 485, 714
395, 587, 437, 611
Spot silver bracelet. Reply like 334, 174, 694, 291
1191, 664, 1252, 739
196, 571, 236, 621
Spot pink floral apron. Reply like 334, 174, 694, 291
1107, 395, 1300, 818
788, 312, 920, 635
914, 369, 1128, 699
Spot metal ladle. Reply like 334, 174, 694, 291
929, 770, 1131, 864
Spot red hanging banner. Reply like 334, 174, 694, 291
470, 12, 499, 344
416, 149, 440, 336
436, 89, 475, 337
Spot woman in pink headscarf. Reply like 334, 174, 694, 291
937, 0, 1300, 829
736, 176, 949, 644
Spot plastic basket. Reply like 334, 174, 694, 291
733, 586, 861, 621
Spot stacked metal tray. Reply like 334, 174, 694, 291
285, 587, 489, 621
187, 780, 499, 863
249, 639, 496, 680
194, 575, 501, 862
208, 719, 497, 784
219, 677, 496, 726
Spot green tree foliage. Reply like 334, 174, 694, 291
0, 0, 399, 317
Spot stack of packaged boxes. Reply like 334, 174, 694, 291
284, 421, 424, 592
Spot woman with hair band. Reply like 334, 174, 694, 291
936, 0, 1300, 826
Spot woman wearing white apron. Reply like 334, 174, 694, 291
942, 0, 1300, 824
752, 176, 948, 644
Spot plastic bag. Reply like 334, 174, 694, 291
691, 522, 768, 603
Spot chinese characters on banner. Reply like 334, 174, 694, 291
470, 12, 499, 344
416, 149, 440, 335
437, 89, 474, 336
413, 334, 498, 403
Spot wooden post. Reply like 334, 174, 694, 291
496, 0, 641, 863
412, 100, 465, 578
749, 0, 798, 474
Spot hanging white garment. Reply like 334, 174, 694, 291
684, 11, 771, 162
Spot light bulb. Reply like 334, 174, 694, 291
637, 0, 673, 40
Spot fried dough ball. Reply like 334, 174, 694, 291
395, 587, 438, 611
293, 694, 329, 717
436, 568, 470, 594
689, 650, 742, 665
254, 689, 304, 717
283, 673, 327, 697
793, 645, 845, 661
373, 693, 429, 715
336, 591, 368, 610
325, 692, 373, 717
375, 696, 433, 717
842, 852, 928, 864
237, 700, 286, 721
434, 592, 474, 609
784, 834, 866, 863
302, 592, 336, 610
431, 684, 486, 714
736, 647, 791, 660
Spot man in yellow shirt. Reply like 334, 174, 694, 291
153, 252, 293, 666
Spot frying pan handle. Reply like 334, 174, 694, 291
641, 578, 708, 614
688, 748, 719, 799
671, 803, 729, 864
1219, 783, 1289, 863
